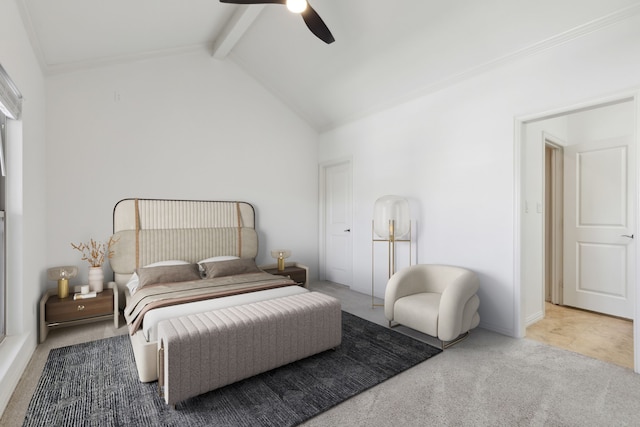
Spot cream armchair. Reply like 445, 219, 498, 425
384, 264, 480, 348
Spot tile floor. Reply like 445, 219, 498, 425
526, 302, 634, 369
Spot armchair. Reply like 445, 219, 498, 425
384, 264, 480, 348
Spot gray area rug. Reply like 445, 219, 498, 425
23, 312, 441, 426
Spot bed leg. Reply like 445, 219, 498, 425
158, 341, 165, 399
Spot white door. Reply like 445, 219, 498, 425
563, 136, 635, 318
323, 161, 353, 285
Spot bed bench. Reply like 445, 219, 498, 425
157, 291, 342, 407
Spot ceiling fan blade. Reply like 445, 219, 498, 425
219, 0, 285, 4
219, 0, 335, 44
301, 4, 335, 44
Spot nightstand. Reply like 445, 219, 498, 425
39, 281, 119, 343
261, 262, 308, 287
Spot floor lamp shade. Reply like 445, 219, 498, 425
373, 195, 410, 239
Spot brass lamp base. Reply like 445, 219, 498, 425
57, 278, 69, 299
277, 257, 285, 271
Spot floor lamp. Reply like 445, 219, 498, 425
371, 195, 411, 308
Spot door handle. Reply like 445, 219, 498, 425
621, 234, 634, 239
344, 229, 351, 232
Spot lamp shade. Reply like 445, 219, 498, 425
270, 249, 292, 260
46, 266, 78, 281
373, 195, 410, 239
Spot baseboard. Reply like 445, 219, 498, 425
479, 320, 515, 338
526, 310, 544, 327
0, 332, 35, 418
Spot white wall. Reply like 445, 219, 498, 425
568, 102, 636, 143
0, 0, 47, 416
319, 13, 640, 337
45, 52, 319, 289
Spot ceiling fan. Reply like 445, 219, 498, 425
219, 0, 335, 44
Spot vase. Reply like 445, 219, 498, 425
88, 267, 104, 293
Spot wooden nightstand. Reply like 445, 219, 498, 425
261, 263, 308, 287
39, 281, 119, 343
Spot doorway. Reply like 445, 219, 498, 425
518, 94, 638, 372
536, 134, 634, 369
319, 158, 353, 286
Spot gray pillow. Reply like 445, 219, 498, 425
136, 263, 201, 290
201, 258, 261, 279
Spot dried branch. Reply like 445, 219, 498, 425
71, 236, 119, 268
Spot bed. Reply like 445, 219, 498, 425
110, 198, 310, 382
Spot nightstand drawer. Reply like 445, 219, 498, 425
46, 289, 113, 323
39, 283, 119, 343
262, 265, 307, 286
279, 269, 306, 284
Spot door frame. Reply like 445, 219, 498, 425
514, 90, 640, 373
544, 135, 564, 306
318, 157, 353, 283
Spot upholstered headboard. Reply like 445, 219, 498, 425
110, 199, 258, 286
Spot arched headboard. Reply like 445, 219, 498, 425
110, 199, 258, 286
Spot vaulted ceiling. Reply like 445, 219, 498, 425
17, 0, 640, 131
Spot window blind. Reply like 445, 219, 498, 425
0, 64, 22, 120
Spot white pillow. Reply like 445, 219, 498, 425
146, 260, 190, 267
127, 260, 189, 295
197, 256, 239, 277
197, 256, 240, 265
125, 273, 140, 295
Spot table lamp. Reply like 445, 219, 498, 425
271, 249, 291, 271
47, 266, 78, 299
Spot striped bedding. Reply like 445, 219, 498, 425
124, 272, 297, 335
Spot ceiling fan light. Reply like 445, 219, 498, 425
286, 0, 307, 13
